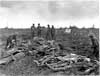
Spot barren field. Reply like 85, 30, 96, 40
0, 28, 99, 76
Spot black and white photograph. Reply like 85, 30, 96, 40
0, 0, 99, 76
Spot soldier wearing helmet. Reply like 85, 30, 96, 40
46, 24, 52, 40
51, 25, 56, 40
89, 33, 99, 60
37, 23, 42, 37
31, 24, 36, 38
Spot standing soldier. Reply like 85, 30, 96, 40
89, 33, 99, 61
37, 23, 42, 37
31, 24, 36, 38
46, 24, 52, 40
51, 25, 56, 40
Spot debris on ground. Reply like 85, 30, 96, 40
0, 37, 99, 75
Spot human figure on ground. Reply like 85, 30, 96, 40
5, 34, 17, 50
37, 23, 42, 37
51, 25, 56, 40
31, 24, 36, 38
89, 33, 99, 61
46, 24, 52, 40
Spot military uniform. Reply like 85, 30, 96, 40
31, 24, 36, 38
37, 23, 42, 37
89, 34, 99, 61
46, 25, 52, 40
5, 34, 17, 49
51, 25, 56, 40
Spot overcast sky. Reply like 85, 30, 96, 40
0, 0, 99, 28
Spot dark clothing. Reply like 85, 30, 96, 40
91, 38, 99, 48
37, 26, 42, 37
51, 27, 56, 40
31, 25, 36, 38
46, 27, 52, 40
90, 38, 99, 60
5, 35, 17, 49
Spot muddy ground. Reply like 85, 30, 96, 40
0, 28, 99, 76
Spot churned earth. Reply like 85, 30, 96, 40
0, 28, 99, 76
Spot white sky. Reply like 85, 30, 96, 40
0, 0, 99, 28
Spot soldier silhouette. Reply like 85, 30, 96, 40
51, 25, 56, 40
46, 24, 52, 40
89, 33, 99, 61
31, 24, 36, 38
37, 23, 42, 37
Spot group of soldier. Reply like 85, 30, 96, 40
31, 23, 56, 40
4, 24, 99, 61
